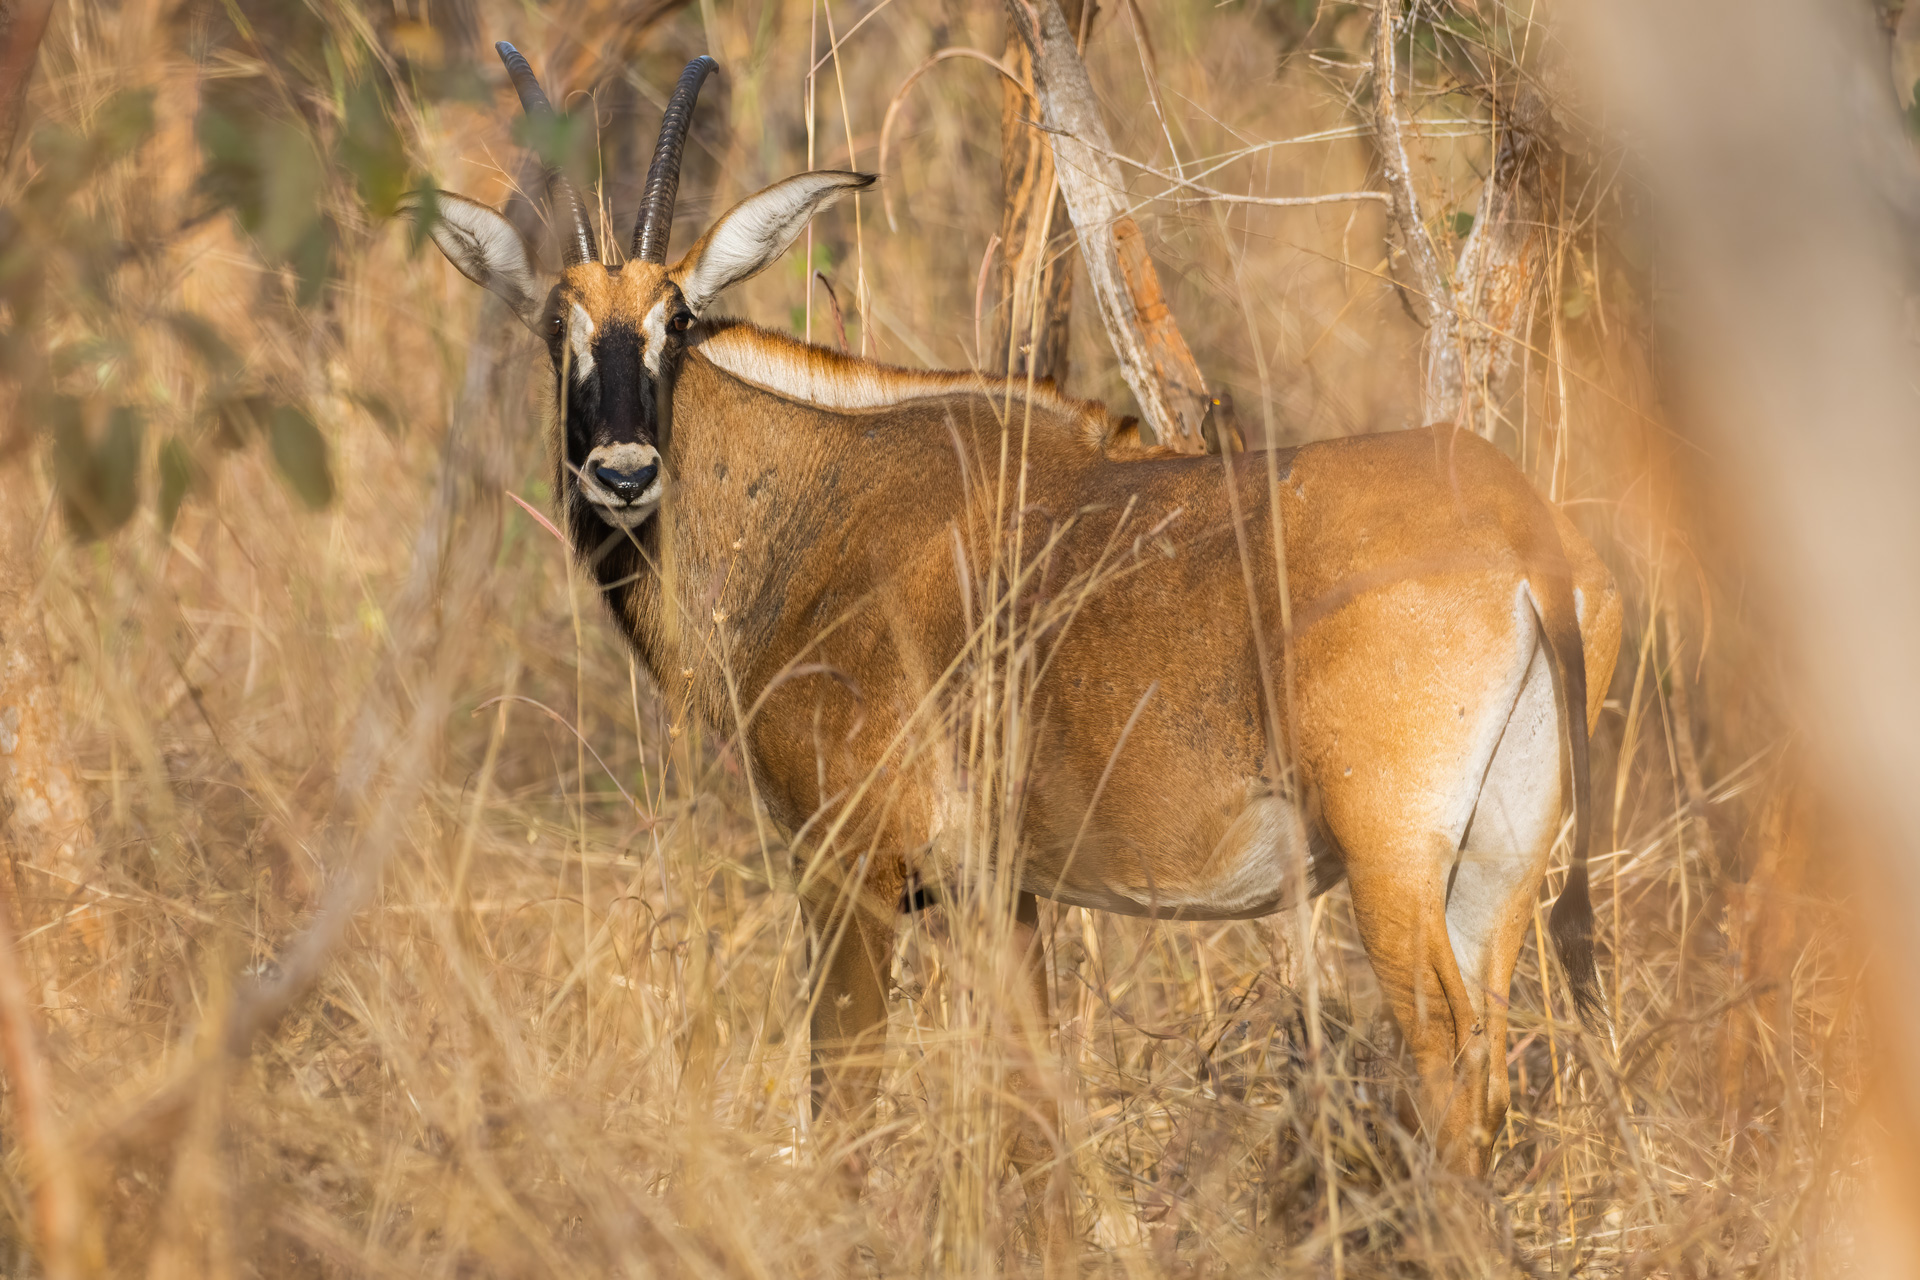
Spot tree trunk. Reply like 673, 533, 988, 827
991, 3, 1082, 387
0, 460, 94, 893
1005, 0, 1211, 452
1371, 0, 1550, 437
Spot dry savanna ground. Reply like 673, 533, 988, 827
0, 0, 1872, 1275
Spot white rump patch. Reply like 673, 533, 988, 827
1434, 582, 1542, 848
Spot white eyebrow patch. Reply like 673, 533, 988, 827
641, 297, 670, 376
568, 303, 596, 383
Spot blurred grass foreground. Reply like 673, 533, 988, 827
0, 0, 1891, 1275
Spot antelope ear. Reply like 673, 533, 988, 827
404, 191, 551, 333
670, 171, 874, 316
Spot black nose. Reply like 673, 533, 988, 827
594, 462, 659, 502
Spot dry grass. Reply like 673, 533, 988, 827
0, 0, 1871, 1275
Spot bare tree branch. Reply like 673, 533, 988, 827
1006, 0, 1211, 452
992, 1, 1083, 385
1372, 0, 1460, 423
1373, 0, 1551, 437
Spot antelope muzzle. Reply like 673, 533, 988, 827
578, 442, 664, 528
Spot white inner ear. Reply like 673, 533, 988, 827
416, 192, 546, 330
568, 303, 596, 382
673, 173, 870, 316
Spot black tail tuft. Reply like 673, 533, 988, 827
1549, 856, 1604, 1028
1526, 489, 1607, 1034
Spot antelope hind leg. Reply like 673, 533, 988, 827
1005, 891, 1074, 1276
1346, 838, 1493, 1177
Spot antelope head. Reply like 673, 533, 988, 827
420, 44, 871, 532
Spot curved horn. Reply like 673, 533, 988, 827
495, 41, 598, 268
633, 56, 719, 264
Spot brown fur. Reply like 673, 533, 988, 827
447, 236, 1622, 1204
564, 309, 1623, 1178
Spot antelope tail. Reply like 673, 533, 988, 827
1527, 518, 1605, 1029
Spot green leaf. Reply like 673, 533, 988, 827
342, 81, 409, 218
512, 110, 582, 173
95, 406, 143, 533
211, 394, 275, 450
165, 312, 238, 373
258, 120, 324, 258
158, 437, 201, 531
1451, 210, 1475, 238
404, 180, 440, 253
194, 103, 333, 302
269, 406, 334, 509
93, 89, 156, 163
288, 219, 334, 308
52, 398, 143, 540
194, 107, 265, 229
27, 122, 90, 209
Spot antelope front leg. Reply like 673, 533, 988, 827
803, 870, 900, 1179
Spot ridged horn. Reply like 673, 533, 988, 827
495, 41, 598, 268
633, 56, 719, 264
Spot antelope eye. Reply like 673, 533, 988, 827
669, 311, 693, 334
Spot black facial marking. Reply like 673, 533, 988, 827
546, 284, 700, 631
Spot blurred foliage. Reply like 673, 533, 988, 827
0, 5, 439, 539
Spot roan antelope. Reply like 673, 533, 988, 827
415, 42, 1623, 1221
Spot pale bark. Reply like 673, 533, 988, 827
0, 461, 94, 884
991, 7, 1079, 386
1372, 0, 1549, 436
0, 459, 98, 1277
0, 879, 93, 1278
1371, 1, 1458, 420
1005, 0, 1210, 452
